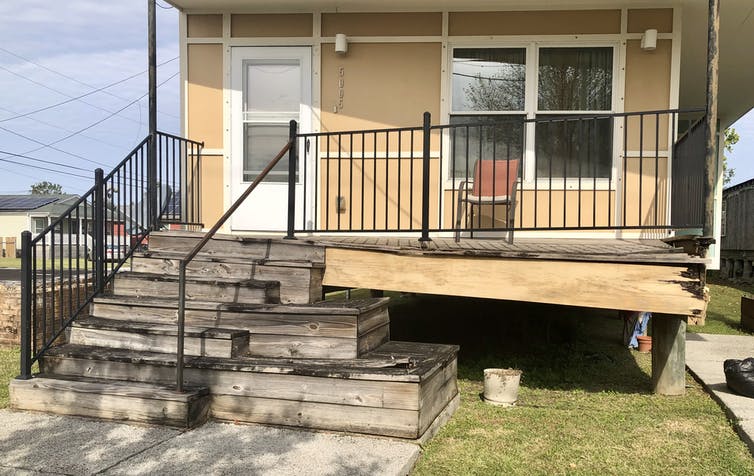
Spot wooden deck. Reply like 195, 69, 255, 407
310, 236, 704, 265
305, 236, 707, 319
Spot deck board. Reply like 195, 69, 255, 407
308, 236, 702, 265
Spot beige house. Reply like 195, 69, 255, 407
166, 0, 754, 270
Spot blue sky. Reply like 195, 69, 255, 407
0, 1, 179, 194
0, 1, 752, 194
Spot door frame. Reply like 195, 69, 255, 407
229, 46, 313, 232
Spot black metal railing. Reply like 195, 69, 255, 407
19, 132, 203, 378
293, 108, 706, 238
173, 124, 295, 391
671, 118, 707, 230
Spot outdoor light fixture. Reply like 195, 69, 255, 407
641, 29, 658, 51
335, 33, 348, 55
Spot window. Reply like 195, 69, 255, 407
450, 48, 526, 179
31, 217, 47, 235
449, 45, 615, 182
536, 47, 613, 179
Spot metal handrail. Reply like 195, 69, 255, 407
174, 138, 293, 391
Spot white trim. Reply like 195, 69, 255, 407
179, 12, 188, 139
222, 12, 232, 232
446, 40, 621, 191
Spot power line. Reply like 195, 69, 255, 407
42, 71, 180, 149
0, 151, 91, 179
0, 72, 178, 168
0, 149, 92, 172
0, 56, 178, 123
0, 48, 180, 120
0, 105, 130, 153
0, 123, 110, 167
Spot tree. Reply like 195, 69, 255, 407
723, 127, 740, 185
29, 181, 63, 195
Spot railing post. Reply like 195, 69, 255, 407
176, 261, 186, 392
94, 168, 105, 293
286, 119, 298, 240
148, 0, 159, 231
420, 111, 432, 242
18, 231, 32, 380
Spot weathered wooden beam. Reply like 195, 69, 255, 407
323, 248, 708, 316
651, 314, 687, 396
704, 0, 720, 237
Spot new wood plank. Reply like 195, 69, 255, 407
323, 248, 707, 316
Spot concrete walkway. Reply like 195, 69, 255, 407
0, 410, 420, 475
686, 332, 754, 453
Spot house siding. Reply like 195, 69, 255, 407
183, 7, 679, 232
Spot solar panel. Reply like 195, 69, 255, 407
0, 195, 59, 211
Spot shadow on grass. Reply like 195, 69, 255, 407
386, 293, 652, 395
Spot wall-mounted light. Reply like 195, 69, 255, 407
641, 29, 658, 51
335, 33, 348, 55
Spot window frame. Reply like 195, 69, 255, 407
447, 40, 621, 190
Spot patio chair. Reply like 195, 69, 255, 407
455, 159, 520, 244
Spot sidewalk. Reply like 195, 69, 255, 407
0, 410, 420, 475
686, 332, 754, 454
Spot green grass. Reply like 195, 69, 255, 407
376, 292, 754, 475
0, 348, 18, 409
689, 272, 754, 336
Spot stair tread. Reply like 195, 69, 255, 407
136, 250, 324, 268
116, 271, 279, 288
74, 317, 248, 339
94, 295, 389, 315
20, 374, 208, 401
44, 340, 459, 383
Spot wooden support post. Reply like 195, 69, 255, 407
703, 0, 720, 237
651, 314, 687, 396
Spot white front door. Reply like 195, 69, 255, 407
230, 47, 312, 231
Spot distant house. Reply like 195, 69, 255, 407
721, 178, 754, 282
0, 195, 82, 256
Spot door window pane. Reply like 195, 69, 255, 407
449, 115, 524, 180
538, 47, 613, 111
535, 117, 612, 178
245, 60, 301, 113
452, 48, 526, 112
243, 124, 297, 183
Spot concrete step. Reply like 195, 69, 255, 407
113, 271, 280, 305
147, 231, 325, 264
9, 375, 209, 428
130, 250, 323, 304
70, 317, 249, 358
90, 296, 391, 359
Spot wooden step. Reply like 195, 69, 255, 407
148, 231, 325, 264
130, 251, 323, 304
9, 375, 209, 428
90, 297, 391, 359
40, 341, 459, 439
70, 317, 249, 358
114, 272, 280, 305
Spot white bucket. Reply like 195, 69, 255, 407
483, 368, 522, 406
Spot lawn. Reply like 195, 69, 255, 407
381, 289, 754, 475
1, 278, 752, 474
689, 272, 754, 336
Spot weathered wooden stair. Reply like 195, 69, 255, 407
10, 231, 459, 439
